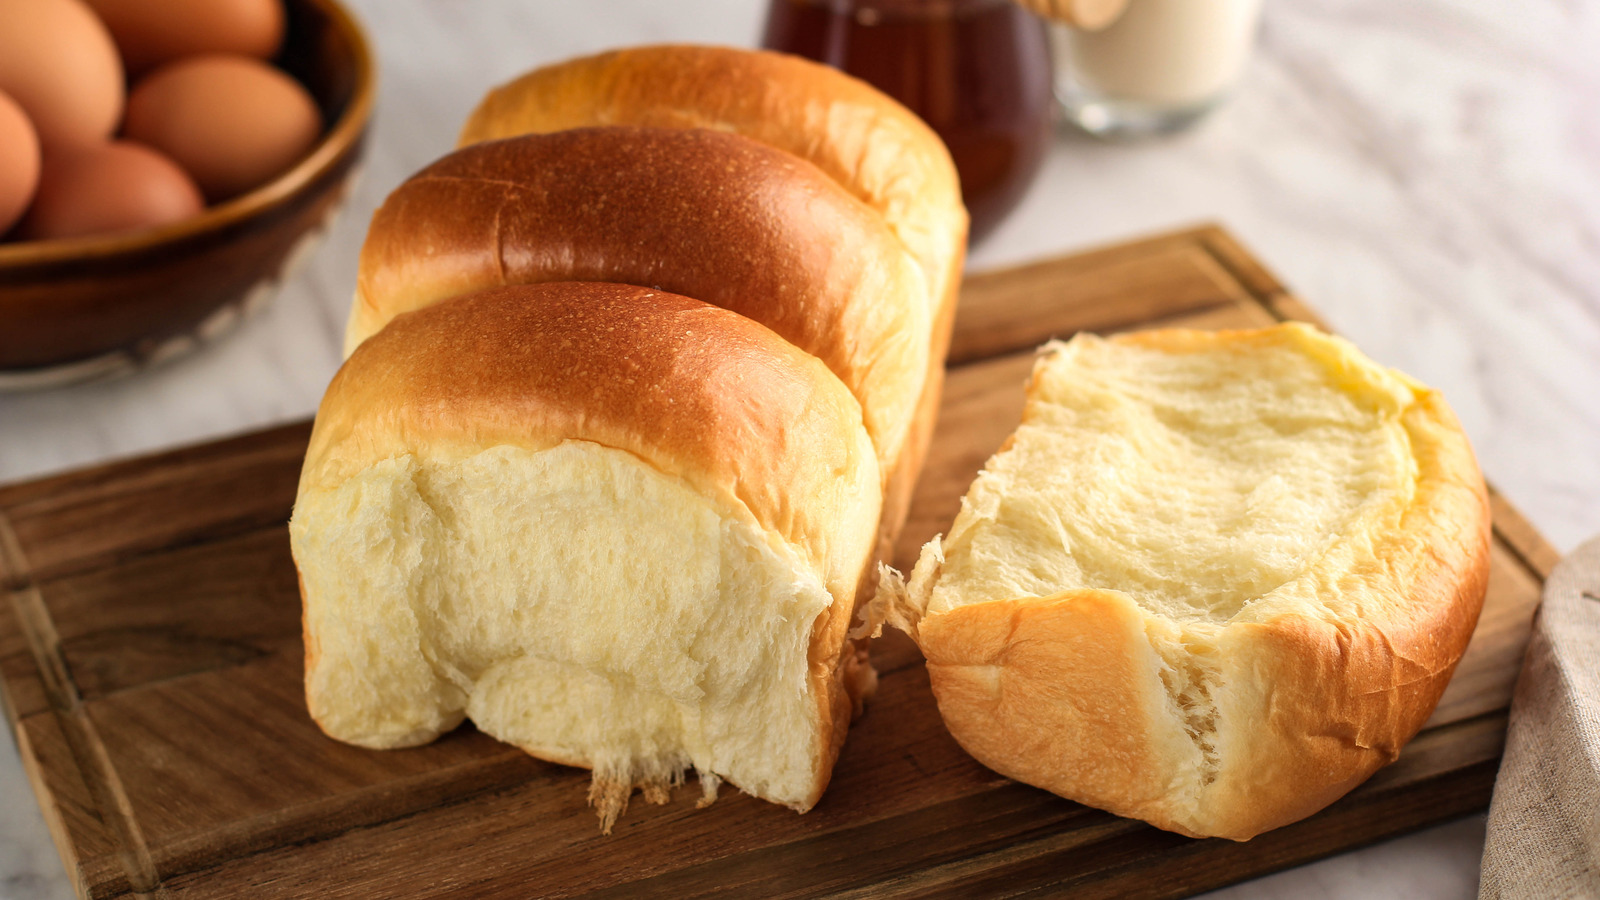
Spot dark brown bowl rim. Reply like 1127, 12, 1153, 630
0, 0, 376, 268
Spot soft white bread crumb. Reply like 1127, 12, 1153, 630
295, 443, 831, 827
896, 323, 1490, 840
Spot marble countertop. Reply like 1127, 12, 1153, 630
3, 0, 1596, 896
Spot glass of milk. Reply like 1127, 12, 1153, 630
1052, 0, 1264, 137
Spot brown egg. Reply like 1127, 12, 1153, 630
20, 140, 204, 241
85, 0, 285, 76
0, 89, 41, 236
0, 0, 124, 150
124, 55, 321, 203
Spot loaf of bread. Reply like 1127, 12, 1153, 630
294, 284, 880, 828
293, 45, 967, 830
349, 45, 966, 564
453, 45, 968, 557
878, 323, 1490, 840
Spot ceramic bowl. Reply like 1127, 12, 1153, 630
0, 0, 374, 389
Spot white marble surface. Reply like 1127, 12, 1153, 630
3, 0, 1598, 896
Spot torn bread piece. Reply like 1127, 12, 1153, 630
292, 284, 880, 832
883, 323, 1490, 840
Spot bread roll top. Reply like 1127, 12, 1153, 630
349, 126, 931, 477
306, 282, 882, 609
456, 44, 967, 310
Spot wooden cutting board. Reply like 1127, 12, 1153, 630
0, 225, 1556, 899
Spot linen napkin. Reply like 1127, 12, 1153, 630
1480, 535, 1600, 898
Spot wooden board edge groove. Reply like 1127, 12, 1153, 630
6, 584, 166, 896
3, 502, 170, 896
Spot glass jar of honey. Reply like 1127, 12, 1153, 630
762, 0, 1054, 244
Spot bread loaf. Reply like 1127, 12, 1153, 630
453, 45, 969, 559
879, 323, 1490, 840
293, 284, 880, 829
294, 45, 967, 830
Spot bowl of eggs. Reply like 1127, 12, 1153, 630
0, 0, 373, 388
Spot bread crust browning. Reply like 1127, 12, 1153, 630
304, 283, 880, 606
452, 44, 972, 587
907, 326, 1492, 840
349, 126, 931, 484
920, 590, 1199, 821
456, 44, 966, 310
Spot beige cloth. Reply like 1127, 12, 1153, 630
1481, 535, 1600, 898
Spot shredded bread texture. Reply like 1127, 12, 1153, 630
931, 327, 1418, 622
888, 323, 1489, 840
294, 442, 833, 831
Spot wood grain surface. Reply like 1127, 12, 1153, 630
0, 226, 1553, 899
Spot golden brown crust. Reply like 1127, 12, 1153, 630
304, 282, 881, 608
456, 44, 967, 309
451, 44, 967, 609
350, 126, 930, 478
920, 590, 1193, 816
877, 272, 962, 565
911, 329, 1492, 841
805, 598, 865, 809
